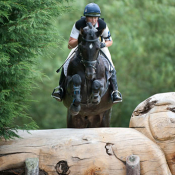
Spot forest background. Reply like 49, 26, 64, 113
30, 0, 175, 129
1, 0, 175, 138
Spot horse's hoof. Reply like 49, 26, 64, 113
70, 104, 81, 116
92, 95, 101, 105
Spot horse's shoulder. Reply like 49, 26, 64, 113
99, 55, 109, 69
98, 55, 111, 79
69, 54, 80, 66
66, 55, 82, 75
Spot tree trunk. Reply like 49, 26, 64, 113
0, 128, 171, 175
129, 92, 175, 174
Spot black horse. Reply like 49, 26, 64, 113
54, 22, 116, 128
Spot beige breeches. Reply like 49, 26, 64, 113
100, 47, 114, 70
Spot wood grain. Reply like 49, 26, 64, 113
130, 92, 175, 174
126, 155, 140, 175
0, 128, 171, 175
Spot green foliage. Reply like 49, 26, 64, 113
16, 0, 175, 129
25, 1, 82, 129
0, 0, 71, 139
105, 0, 175, 126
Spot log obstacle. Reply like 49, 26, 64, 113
130, 92, 175, 174
0, 128, 171, 175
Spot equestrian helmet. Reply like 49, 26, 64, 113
84, 3, 101, 17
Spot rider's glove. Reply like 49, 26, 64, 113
100, 42, 106, 48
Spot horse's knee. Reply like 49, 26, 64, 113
92, 80, 102, 92
72, 74, 81, 86
91, 80, 102, 105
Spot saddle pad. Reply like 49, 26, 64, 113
100, 55, 112, 80
63, 53, 75, 76
63, 47, 78, 76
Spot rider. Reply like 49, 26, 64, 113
53, 3, 122, 103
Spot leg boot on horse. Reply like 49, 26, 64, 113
91, 80, 102, 105
69, 74, 82, 116
110, 69, 122, 103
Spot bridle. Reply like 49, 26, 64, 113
82, 37, 99, 43
80, 36, 100, 70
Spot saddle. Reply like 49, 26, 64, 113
63, 49, 112, 80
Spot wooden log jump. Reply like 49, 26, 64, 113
0, 128, 171, 175
130, 92, 175, 174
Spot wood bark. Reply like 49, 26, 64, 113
129, 92, 175, 175
0, 128, 171, 175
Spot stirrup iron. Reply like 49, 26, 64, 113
51, 86, 63, 101
111, 90, 122, 103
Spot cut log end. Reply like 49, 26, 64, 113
25, 158, 39, 175
126, 155, 140, 175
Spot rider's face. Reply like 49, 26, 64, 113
86, 16, 98, 26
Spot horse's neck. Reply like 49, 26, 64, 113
97, 55, 112, 80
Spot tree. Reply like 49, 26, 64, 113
0, 0, 71, 139
24, 0, 175, 129
106, 0, 175, 126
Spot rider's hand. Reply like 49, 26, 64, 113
100, 42, 106, 48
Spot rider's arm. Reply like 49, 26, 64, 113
68, 24, 79, 49
102, 25, 113, 47
105, 40, 113, 47
68, 37, 78, 49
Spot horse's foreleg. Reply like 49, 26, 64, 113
91, 80, 103, 105
101, 108, 112, 127
70, 74, 81, 116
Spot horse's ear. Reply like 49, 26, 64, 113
87, 22, 93, 29
96, 29, 104, 37
80, 28, 84, 35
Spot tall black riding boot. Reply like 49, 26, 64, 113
110, 69, 122, 103
52, 68, 65, 102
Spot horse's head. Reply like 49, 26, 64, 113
79, 22, 103, 80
